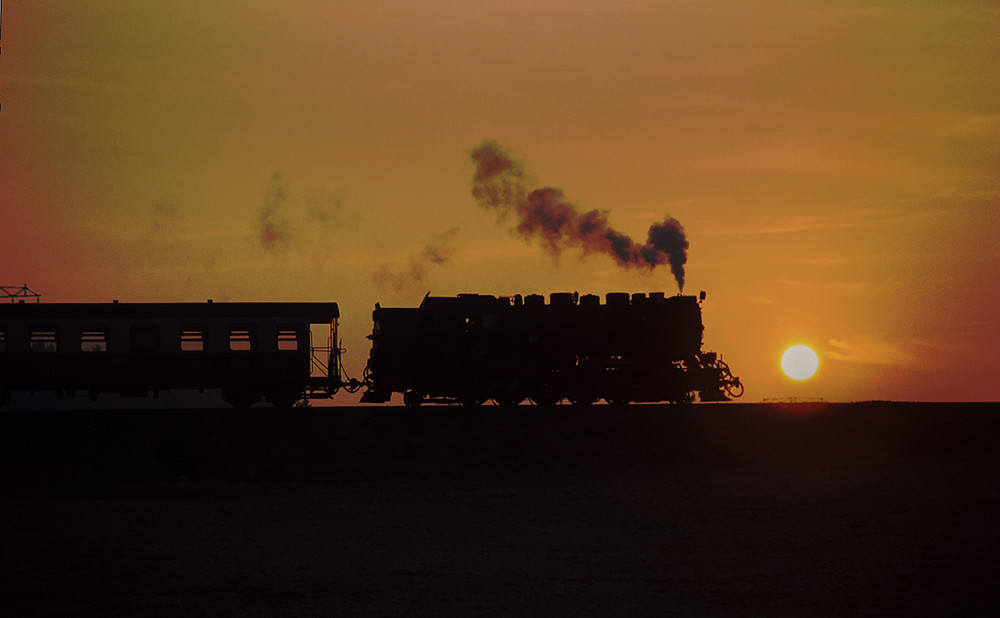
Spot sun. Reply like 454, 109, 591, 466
781, 345, 819, 380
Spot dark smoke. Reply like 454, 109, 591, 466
470, 140, 689, 291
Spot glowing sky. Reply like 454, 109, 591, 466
2, 1, 998, 402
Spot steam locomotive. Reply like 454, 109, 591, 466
0, 291, 741, 408
363, 292, 741, 406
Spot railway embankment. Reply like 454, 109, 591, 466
2, 401, 998, 488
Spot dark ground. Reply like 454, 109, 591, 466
1, 401, 998, 616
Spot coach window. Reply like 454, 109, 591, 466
229, 324, 256, 351
130, 323, 161, 353
81, 325, 109, 352
277, 324, 302, 351
30, 326, 58, 352
180, 325, 207, 352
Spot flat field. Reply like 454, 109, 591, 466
2, 402, 998, 616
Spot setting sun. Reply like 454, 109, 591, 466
781, 345, 820, 381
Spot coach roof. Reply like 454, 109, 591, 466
0, 301, 339, 322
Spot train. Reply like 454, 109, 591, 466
0, 291, 742, 408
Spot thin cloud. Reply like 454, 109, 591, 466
699, 209, 903, 236
2, 74, 133, 94
780, 256, 848, 267
826, 336, 917, 366
776, 279, 870, 292
729, 293, 777, 305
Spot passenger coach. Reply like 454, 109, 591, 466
0, 301, 341, 408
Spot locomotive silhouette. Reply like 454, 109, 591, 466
0, 290, 741, 407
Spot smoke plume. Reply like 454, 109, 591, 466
371, 227, 461, 292
255, 172, 293, 251
470, 140, 689, 291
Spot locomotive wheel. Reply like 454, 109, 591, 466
460, 394, 487, 407
669, 391, 694, 405
726, 380, 745, 398
403, 390, 424, 407
267, 391, 301, 409
224, 390, 260, 409
529, 393, 562, 407
493, 396, 525, 407
568, 396, 596, 407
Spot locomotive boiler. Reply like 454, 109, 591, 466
360, 291, 742, 406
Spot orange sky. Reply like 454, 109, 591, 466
2, 1, 998, 402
